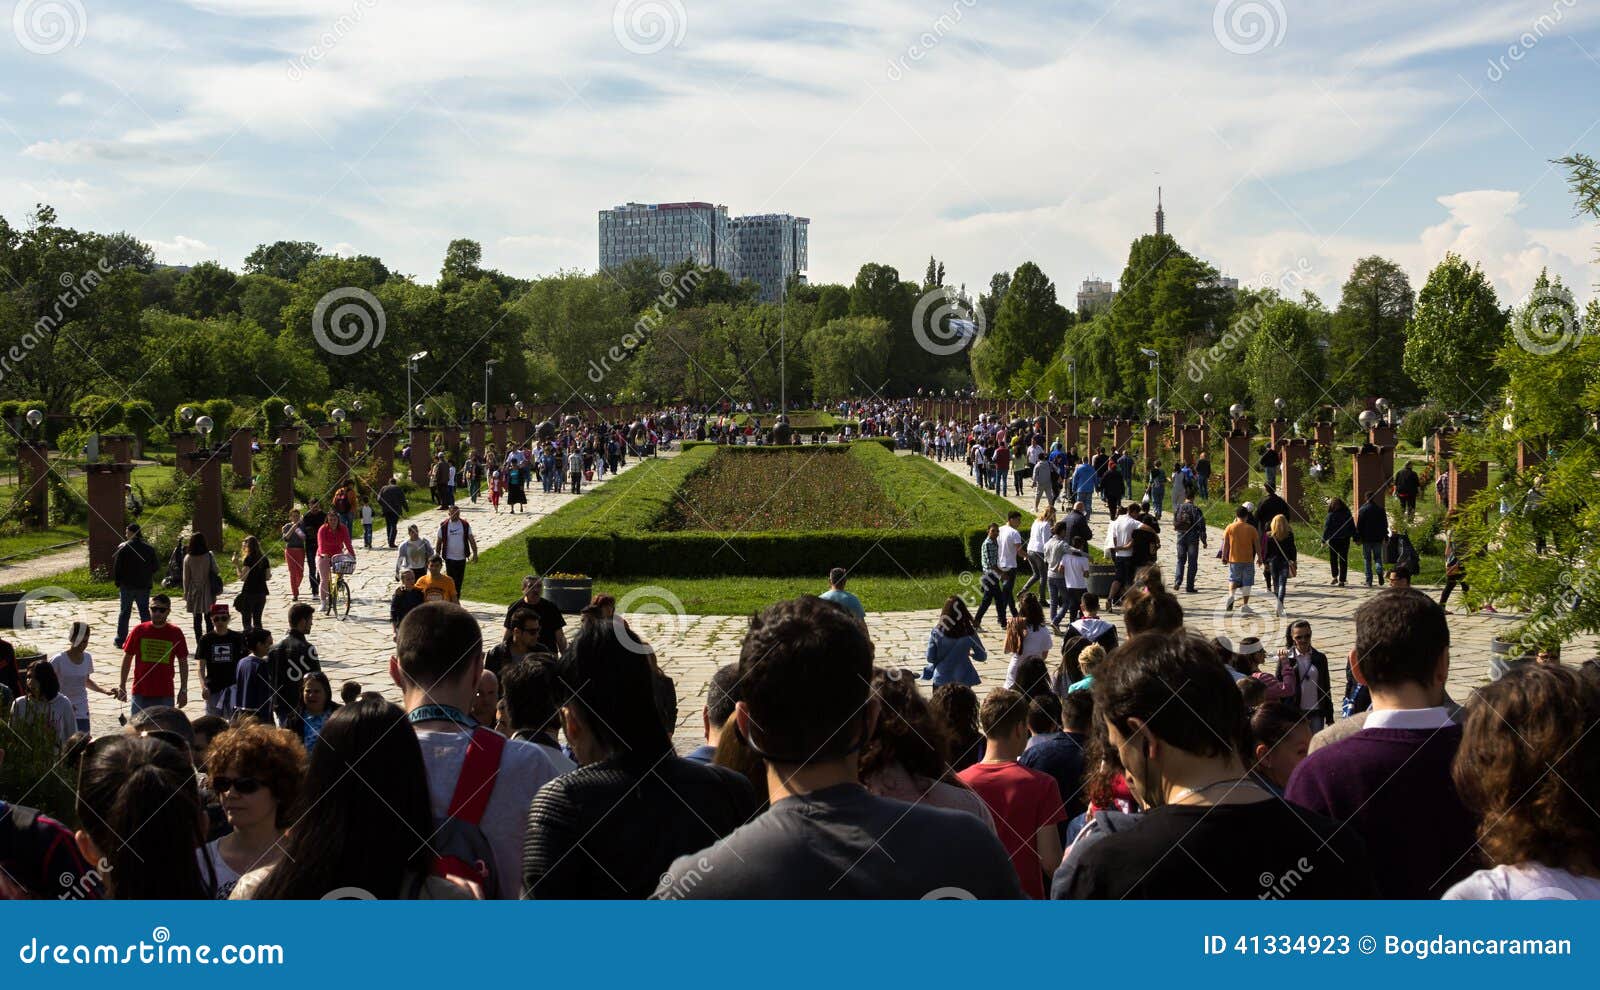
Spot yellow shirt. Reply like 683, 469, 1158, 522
1224, 520, 1259, 564
415, 573, 458, 603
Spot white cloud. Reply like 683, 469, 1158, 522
150, 234, 217, 265
57, 91, 85, 106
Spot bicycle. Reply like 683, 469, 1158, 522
326, 553, 356, 619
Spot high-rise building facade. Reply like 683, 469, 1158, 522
728, 213, 809, 302
598, 201, 731, 272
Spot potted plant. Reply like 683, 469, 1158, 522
541, 572, 594, 613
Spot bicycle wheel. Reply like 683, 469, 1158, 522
337, 576, 352, 620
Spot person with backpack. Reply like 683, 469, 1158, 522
111, 523, 160, 650
1383, 525, 1419, 586
394, 602, 561, 899
1356, 491, 1389, 587
1172, 491, 1207, 594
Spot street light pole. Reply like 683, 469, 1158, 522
484, 358, 499, 413
407, 351, 429, 429
1140, 348, 1160, 419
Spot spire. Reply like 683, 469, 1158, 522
1155, 186, 1165, 236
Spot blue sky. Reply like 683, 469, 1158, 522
3, 0, 1598, 306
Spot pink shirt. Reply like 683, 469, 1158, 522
316, 522, 354, 557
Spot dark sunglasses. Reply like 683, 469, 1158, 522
516, 625, 541, 635
1292, 632, 1312, 640
211, 775, 263, 796
150, 606, 170, 614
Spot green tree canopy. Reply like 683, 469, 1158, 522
1402, 253, 1509, 413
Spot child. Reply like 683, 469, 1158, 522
488, 466, 502, 514
289, 671, 338, 752
227, 627, 276, 723
390, 569, 426, 632
360, 500, 374, 550
197, 604, 246, 716
340, 680, 362, 706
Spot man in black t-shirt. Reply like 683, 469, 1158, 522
507, 576, 567, 655
299, 499, 327, 597
196, 605, 247, 716
1055, 633, 1376, 899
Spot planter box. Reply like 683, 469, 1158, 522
0, 592, 23, 629
542, 578, 594, 614
1085, 564, 1117, 599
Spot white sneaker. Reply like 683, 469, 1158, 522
1240, 604, 1256, 616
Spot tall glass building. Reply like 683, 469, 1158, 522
729, 213, 809, 302
598, 202, 732, 273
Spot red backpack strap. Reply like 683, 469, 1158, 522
445, 727, 505, 826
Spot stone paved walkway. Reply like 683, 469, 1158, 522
13, 449, 1599, 757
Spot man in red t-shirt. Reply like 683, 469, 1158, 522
958, 688, 1067, 898
118, 593, 189, 714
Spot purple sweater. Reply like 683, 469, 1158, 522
1286, 725, 1477, 899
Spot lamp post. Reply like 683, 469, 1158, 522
412, 351, 432, 428
484, 358, 499, 413
1139, 348, 1160, 419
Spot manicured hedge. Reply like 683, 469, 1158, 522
527, 443, 1025, 577
680, 438, 896, 451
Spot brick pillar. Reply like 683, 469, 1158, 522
274, 427, 300, 514
1369, 424, 1396, 484
1432, 429, 1455, 503
1224, 431, 1251, 502
315, 423, 336, 451
17, 440, 50, 529
86, 462, 131, 575
371, 430, 396, 486
409, 427, 431, 486
380, 414, 395, 434
491, 419, 508, 451
1280, 439, 1312, 522
1086, 416, 1104, 452
1170, 410, 1186, 433
1179, 425, 1203, 467
1351, 446, 1389, 509
173, 432, 197, 478
512, 418, 532, 447
442, 425, 460, 454
102, 433, 133, 464
1313, 421, 1334, 446
1269, 418, 1287, 450
469, 420, 485, 452
349, 418, 368, 453
1199, 417, 1212, 455
1064, 415, 1080, 450
493, 405, 507, 424
1112, 419, 1131, 451
230, 427, 254, 488
333, 434, 354, 486
1516, 442, 1543, 473
1142, 421, 1161, 468
1449, 460, 1489, 510
187, 448, 224, 553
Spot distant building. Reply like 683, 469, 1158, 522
598, 201, 731, 272
1203, 274, 1241, 292
1155, 186, 1166, 236
1077, 277, 1116, 317
729, 213, 810, 302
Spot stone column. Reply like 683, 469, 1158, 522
230, 427, 254, 488
173, 432, 198, 478
1179, 425, 1203, 467
492, 404, 508, 424
1112, 418, 1131, 451
469, 420, 485, 452
187, 447, 224, 552
1170, 410, 1186, 433
1142, 420, 1162, 468
86, 462, 131, 575
1085, 416, 1104, 452
491, 419, 507, 451
442, 424, 461, 454
512, 418, 532, 447
1280, 439, 1312, 522
1064, 415, 1080, 450
17, 440, 51, 529
409, 427, 431, 486
349, 418, 368, 456
1313, 421, 1334, 446
371, 429, 397, 487
315, 423, 336, 452
1449, 460, 1489, 510
274, 427, 300, 514
1224, 431, 1251, 502
1350, 446, 1389, 509
1516, 442, 1543, 474
101, 433, 134, 464
1269, 418, 1287, 450
1369, 424, 1396, 483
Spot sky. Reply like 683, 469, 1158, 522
3, 0, 1599, 308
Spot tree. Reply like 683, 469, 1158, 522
847, 263, 920, 392
1402, 253, 1509, 413
1328, 256, 1415, 403
173, 261, 241, 319
978, 271, 1010, 334
238, 274, 294, 334
971, 261, 1071, 392
809, 284, 849, 327
1244, 299, 1326, 423
805, 316, 891, 400
243, 240, 324, 281
441, 238, 483, 281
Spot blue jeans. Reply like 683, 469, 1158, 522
1267, 559, 1289, 602
1265, 465, 1278, 491
1175, 538, 1200, 590
1362, 541, 1384, 584
997, 473, 1008, 496
115, 587, 150, 649
131, 694, 173, 714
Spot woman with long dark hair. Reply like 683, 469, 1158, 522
862, 667, 995, 830
929, 682, 985, 774
242, 698, 470, 900
1321, 497, 1354, 588
232, 535, 271, 632
181, 531, 220, 642
1002, 593, 1052, 690
76, 735, 212, 898
922, 596, 986, 686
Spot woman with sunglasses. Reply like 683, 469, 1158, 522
1275, 620, 1334, 734
200, 722, 304, 899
